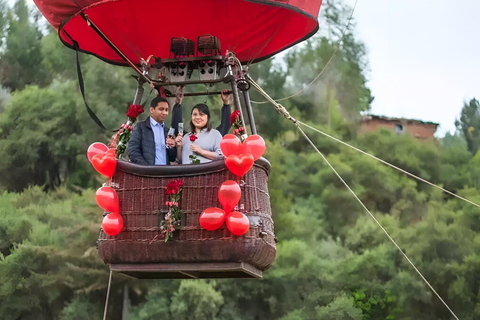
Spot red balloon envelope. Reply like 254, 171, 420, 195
243, 135, 265, 161
199, 207, 227, 231
220, 134, 242, 157
87, 142, 108, 163
218, 180, 241, 213
91, 150, 116, 177
102, 212, 124, 236
33, 0, 322, 65
226, 211, 250, 236
225, 154, 254, 177
96, 186, 119, 212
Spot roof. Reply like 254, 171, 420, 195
361, 114, 439, 127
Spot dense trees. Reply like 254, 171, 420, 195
1, 0, 479, 319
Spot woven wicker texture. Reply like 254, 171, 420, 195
97, 160, 276, 271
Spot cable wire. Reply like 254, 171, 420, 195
103, 270, 113, 320
249, 73, 480, 210
297, 120, 480, 210
295, 123, 460, 320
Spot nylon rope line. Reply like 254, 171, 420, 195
250, 66, 462, 320
247, 76, 297, 123
250, 0, 359, 105
295, 124, 460, 320
103, 270, 113, 320
297, 120, 480, 210
248, 74, 480, 210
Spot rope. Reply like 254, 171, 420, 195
250, 0, 359, 105
297, 121, 480, 210
295, 124, 460, 320
250, 73, 480, 210
250, 72, 464, 318
103, 270, 113, 320
247, 76, 297, 123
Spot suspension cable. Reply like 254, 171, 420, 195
248, 75, 480, 210
250, 74, 468, 318
103, 270, 113, 320
295, 124, 460, 320
297, 121, 480, 210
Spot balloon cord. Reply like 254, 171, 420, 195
103, 270, 113, 320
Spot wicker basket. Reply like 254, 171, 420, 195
97, 158, 276, 279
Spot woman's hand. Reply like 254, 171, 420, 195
190, 144, 203, 154
175, 132, 183, 147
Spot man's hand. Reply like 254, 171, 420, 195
221, 89, 231, 105
175, 132, 183, 147
166, 136, 176, 148
176, 86, 184, 104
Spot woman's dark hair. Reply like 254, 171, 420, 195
189, 103, 213, 133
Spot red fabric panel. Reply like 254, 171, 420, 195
34, 0, 322, 65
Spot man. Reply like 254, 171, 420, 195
128, 97, 177, 165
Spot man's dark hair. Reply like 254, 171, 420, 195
189, 103, 213, 133
150, 97, 169, 108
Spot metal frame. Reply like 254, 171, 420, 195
110, 262, 263, 279
82, 13, 257, 135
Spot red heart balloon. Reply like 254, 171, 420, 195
242, 135, 265, 161
218, 180, 241, 213
96, 186, 119, 212
226, 211, 250, 236
87, 142, 108, 163
199, 207, 226, 231
220, 134, 242, 157
102, 212, 124, 236
225, 154, 254, 177
91, 152, 116, 177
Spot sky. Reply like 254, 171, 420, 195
351, 0, 480, 136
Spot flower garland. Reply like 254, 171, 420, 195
110, 104, 144, 157
230, 110, 246, 141
160, 179, 184, 241
189, 134, 200, 164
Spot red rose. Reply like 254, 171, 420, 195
230, 110, 240, 125
190, 135, 198, 142
238, 126, 246, 132
166, 179, 184, 195
126, 104, 144, 119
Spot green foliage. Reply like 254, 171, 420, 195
130, 280, 224, 320
60, 294, 103, 320
0, 187, 147, 319
0, 0, 49, 91
353, 290, 401, 319
455, 98, 480, 155
0, 82, 89, 190
2, 0, 480, 319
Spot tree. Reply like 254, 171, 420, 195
0, 0, 49, 91
455, 98, 480, 155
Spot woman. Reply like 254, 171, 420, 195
175, 103, 223, 164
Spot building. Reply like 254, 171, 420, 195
359, 115, 439, 140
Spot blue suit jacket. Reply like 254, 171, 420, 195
127, 116, 176, 165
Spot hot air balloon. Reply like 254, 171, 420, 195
33, 0, 323, 279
